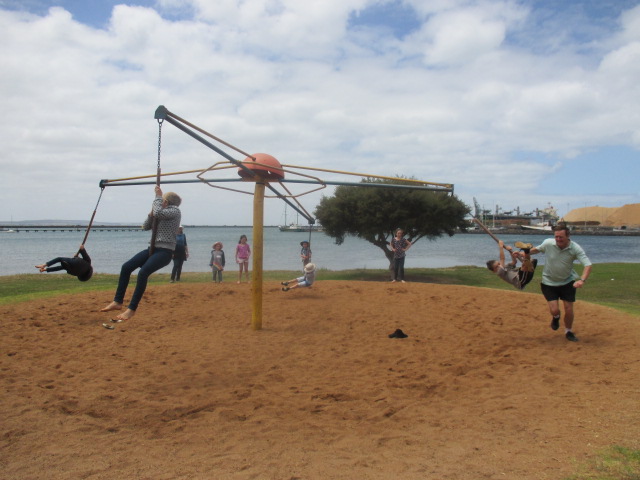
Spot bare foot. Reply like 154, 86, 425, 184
35, 264, 46, 272
100, 302, 123, 312
113, 309, 136, 321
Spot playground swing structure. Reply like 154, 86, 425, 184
99, 105, 456, 330
69, 185, 106, 260
74, 117, 162, 260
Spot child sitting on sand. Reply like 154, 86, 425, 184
282, 263, 316, 291
35, 245, 93, 282
486, 240, 537, 290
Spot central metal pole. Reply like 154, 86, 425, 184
251, 181, 265, 330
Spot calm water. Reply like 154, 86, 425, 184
1, 227, 639, 276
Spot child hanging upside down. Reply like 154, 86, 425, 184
282, 263, 316, 291
35, 245, 93, 282
486, 240, 537, 290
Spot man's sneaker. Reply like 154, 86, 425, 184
566, 331, 579, 342
550, 316, 560, 330
515, 241, 533, 254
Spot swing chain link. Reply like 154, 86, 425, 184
157, 119, 163, 173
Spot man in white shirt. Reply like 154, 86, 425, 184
527, 225, 592, 342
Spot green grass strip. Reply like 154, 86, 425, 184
1, 263, 638, 316
565, 445, 640, 480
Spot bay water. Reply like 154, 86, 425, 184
1, 227, 638, 276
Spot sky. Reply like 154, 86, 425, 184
1, 0, 639, 226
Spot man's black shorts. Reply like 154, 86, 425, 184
541, 281, 576, 302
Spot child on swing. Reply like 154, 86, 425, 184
281, 263, 316, 291
486, 240, 537, 290
35, 244, 93, 282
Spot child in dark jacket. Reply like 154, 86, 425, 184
35, 245, 93, 282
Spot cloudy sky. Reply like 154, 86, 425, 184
1, 0, 639, 226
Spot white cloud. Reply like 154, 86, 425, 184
0, 0, 639, 225
618, 4, 640, 42
416, 9, 506, 65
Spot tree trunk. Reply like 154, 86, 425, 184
385, 250, 394, 271
371, 236, 394, 270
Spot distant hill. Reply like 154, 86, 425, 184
564, 203, 640, 227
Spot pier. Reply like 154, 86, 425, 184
0, 225, 145, 233
1, 224, 638, 236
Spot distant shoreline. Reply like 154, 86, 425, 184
2, 224, 639, 236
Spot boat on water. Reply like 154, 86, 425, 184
521, 223, 553, 232
0, 229, 16, 233
278, 223, 323, 232
278, 205, 323, 232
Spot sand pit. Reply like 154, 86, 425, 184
1, 281, 639, 479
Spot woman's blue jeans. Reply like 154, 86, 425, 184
114, 247, 173, 311
393, 256, 406, 281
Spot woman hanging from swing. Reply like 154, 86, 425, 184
100, 185, 182, 325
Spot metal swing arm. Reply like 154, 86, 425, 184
103, 176, 452, 192
153, 105, 316, 225
99, 105, 455, 227
154, 105, 254, 176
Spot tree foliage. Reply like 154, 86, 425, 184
314, 177, 470, 265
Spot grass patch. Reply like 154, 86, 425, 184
1, 264, 638, 315
566, 446, 640, 480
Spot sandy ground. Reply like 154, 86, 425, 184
1, 280, 639, 480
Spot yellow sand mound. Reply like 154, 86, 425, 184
564, 203, 640, 227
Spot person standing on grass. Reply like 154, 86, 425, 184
389, 228, 412, 283
209, 242, 225, 283
170, 226, 188, 283
300, 240, 312, 269
525, 225, 592, 342
235, 234, 251, 283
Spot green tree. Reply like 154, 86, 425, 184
314, 177, 470, 266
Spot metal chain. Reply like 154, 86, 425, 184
157, 119, 163, 175
150, 118, 164, 255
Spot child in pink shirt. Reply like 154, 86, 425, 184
235, 234, 251, 283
